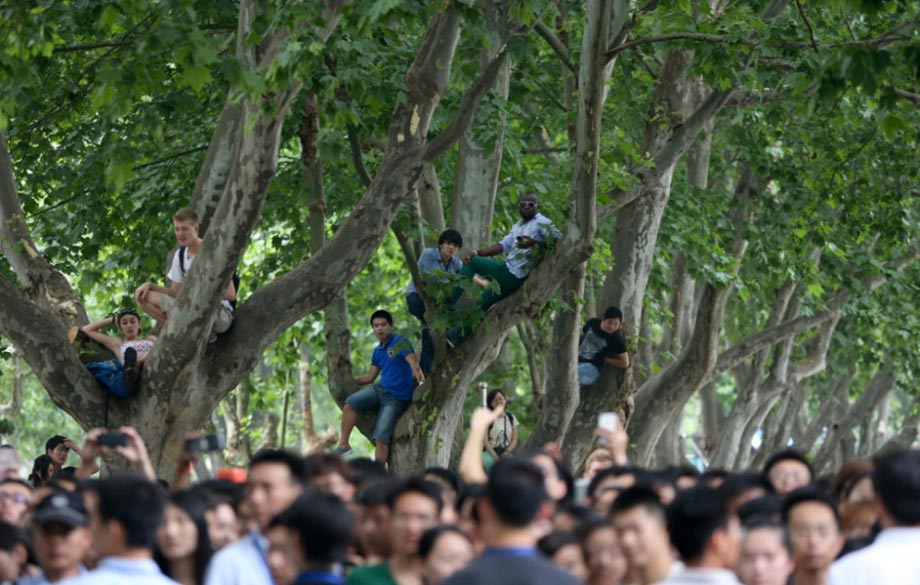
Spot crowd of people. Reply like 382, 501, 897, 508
0, 415, 914, 585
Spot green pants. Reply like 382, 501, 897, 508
459, 256, 525, 310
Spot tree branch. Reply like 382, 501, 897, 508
793, 0, 819, 52
133, 145, 208, 171
534, 20, 574, 72
347, 124, 373, 187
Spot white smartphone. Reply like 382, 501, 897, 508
598, 412, 618, 431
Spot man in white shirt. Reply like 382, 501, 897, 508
203, 450, 306, 585
828, 449, 920, 585
135, 207, 236, 337
59, 474, 178, 585
611, 486, 681, 585
653, 486, 742, 585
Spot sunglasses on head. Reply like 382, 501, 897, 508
518, 200, 538, 208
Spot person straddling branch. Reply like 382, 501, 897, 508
134, 208, 236, 340
334, 310, 425, 464
404, 229, 464, 375
458, 193, 561, 315
578, 306, 629, 387
81, 309, 156, 397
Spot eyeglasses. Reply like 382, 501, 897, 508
518, 201, 537, 209
0, 492, 30, 505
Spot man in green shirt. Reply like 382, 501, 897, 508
348, 477, 442, 585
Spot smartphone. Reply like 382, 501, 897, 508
573, 478, 590, 506
185, 434, 226, 453
98, 432, 129, 448
597, 412, 618, 446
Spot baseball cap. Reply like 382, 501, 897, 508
33, 491, 88, 527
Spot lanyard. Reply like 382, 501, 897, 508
249, 532, 273, 581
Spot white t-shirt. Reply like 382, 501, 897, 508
488, 412, 517, 451
168, 249, 234, 312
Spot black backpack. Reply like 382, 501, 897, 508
178, 246, 241, 309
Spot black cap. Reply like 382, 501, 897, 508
33, 491, 88, 527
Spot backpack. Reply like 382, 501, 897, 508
178, 246, 241, 309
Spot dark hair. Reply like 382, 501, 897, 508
737, 495, 784, 526
842, 471, 873, 501
387, 477, 443, 515
270, 491, 354, 565
29, 455, 54, 488
719, 472, 773, 502
743, 518, 792, 555
116, 308, 141, 325
537, 530, 581, 558
369, 310, 393, 327
557, 503, 604, 528
781, 488, 840, 526
424, 467, 461, 497
588, 466, 634, 499
456, 483, 487, 524
437, 229, 463, 249
45, 435, 67, 454
249, 449, 307, 485
487, 458, 547, 527
57, 467, 77, 480
0, 478, 33, 493
520, 448, 574, 505
418, 525, 471, 560
305, 454, 355, 484
609, 485, 666, 521
762, 449, 813, 481
486, 389, 505, 410
667, 486, 731, 563
0, 521, 25, 552
700, 468, 729, 485
349, 458, 390, 489
872, 449, 920, 525
94, 474, 166, 550
603, 306, 623, 320
357, 479, 399, 508
155, 490, 214, 584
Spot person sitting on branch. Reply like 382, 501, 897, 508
577, 306, 629, 387
81, 309, 156, 397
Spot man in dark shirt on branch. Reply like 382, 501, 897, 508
578, 306, 629, 387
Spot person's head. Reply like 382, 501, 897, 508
588, 466, 636, 514
609, 486, 671, 573
483, 458, 549, 530
486, 390, 507, 411
782, 488, 843, 574
30, 490, 92, 579
388, 477, 443, 558
763, 449, 813, 495
579, 520, 628, 585
672, 465, 701, 491
517, 192, 539, 220
246, 449, 306, 531
667, 486, 741, 569
172, 207, 200, 246
0, 446, 20, 481
601, 307, 623, 334
842, 472, 874, 506
831, 459, 873, 502
355, 480, 396, 560
0, 479, 32, 525
0, 522, 27, 581
738, 519, 794, 585
553, 503, 603, 533
437, 230, 463, 259
304, 454, 356, 504
423, 467, 461, 524
737, 495, 784, 526
29, 455, 55, 488
115, 308, 142, 339
369, 310, 393, 341
522, 449, 570, 503
538, 530, 588, 580
155, 490, 213, 584
87, 474, 166, 556
45, 436, 69, 467
839, 500, 877, 539
418, 525, 474, 585
872, 448, 920, 527
268, 491, 354, 579
720, 472, 773, 513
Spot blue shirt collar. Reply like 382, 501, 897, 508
295, 572, 344, 585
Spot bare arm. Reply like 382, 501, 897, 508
222, 279, 237, 302
404, 352, 425, 384
604, 352, 630, 368
459, 406, 505, 485
462, 243, 504, 264
80, 318, 123, 355
353, 365, 381, 387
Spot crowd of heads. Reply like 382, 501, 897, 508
0, 426, 913, 584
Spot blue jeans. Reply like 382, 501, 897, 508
405, 292, 433, 375
345, 384, 411, 444
578, 362, 600, 386
87, 359, 138, 398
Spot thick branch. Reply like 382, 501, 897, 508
535, 20, 574, 72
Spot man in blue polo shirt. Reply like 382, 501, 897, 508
334, 310, 425, 463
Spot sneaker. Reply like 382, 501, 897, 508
123, 348, 138, 393
332, 446, 353, 457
